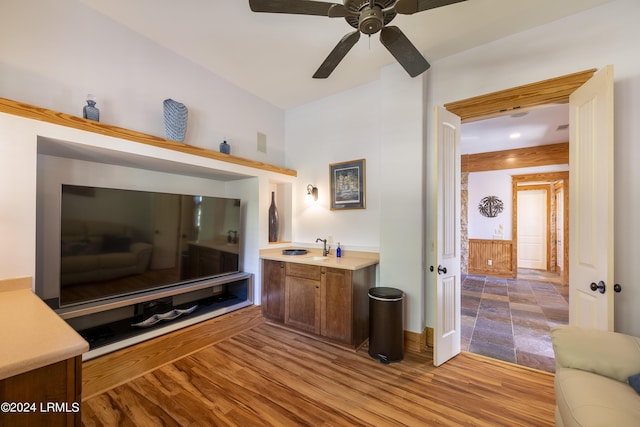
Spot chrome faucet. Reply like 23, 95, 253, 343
316, 238, 330, 256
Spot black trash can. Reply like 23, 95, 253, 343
368, 287, 404, 363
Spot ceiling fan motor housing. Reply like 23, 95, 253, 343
359, 7, 384, 34
345, 0, 397, 34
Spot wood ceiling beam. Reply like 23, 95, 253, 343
462, 142, 568, 173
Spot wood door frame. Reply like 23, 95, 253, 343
512, 172, 569, 284
446, 70, 591, 284
444, 69, 596, 122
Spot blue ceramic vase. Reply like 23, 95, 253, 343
83, 98, 100, 122
163, 99, 188, 142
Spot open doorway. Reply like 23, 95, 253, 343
431, 67, 614, 369
459, 105, 570, 372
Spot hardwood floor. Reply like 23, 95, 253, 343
82, 306, 556, 426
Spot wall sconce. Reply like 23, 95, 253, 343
305, 184, 318, 202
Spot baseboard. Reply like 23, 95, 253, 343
405, 328, 431, 353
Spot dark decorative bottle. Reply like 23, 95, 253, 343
83, 95, 100, 122
268, 191, 279, 242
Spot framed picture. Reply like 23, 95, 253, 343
329, 159, 366, 210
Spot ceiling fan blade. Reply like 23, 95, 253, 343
249, 0, 339, 16
328, 4, 353, 18
380, 26, 430, 77
313, 31, 361, 79
394, 0, 467, 15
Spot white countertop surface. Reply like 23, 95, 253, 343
260, 247, 379, 270
0, 277, 89, 380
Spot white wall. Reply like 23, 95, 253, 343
427, 0, 640, 336
286, 66, 426, 332
0, 0, 286, 166
468, 165, 569, 240
286, 81, 383, 252
468, 171, 514, 240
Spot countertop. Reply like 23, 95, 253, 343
0, 277, 89, 380
260, 247, 379, 271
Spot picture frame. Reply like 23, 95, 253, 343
329, 158, 366, 210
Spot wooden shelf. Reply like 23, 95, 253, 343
0, 97, 297, 177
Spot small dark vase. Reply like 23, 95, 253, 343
220, 140, 230, 154
268, 191, 279, 243
83, 99, 100, 122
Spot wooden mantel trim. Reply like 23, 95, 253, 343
0, 97, 297, 177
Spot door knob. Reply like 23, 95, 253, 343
437, 265, 447, 275
590, 281, 606, 294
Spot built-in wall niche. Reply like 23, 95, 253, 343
34, 136, 260, 358
268, 181, 292, 244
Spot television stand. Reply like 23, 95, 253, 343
55, 272, 253, 360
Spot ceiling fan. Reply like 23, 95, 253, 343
248, 0, 467, 79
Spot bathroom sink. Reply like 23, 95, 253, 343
282, 249, 308, 256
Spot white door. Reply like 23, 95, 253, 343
432, 106, 461, 366
517, 189, 547, 270
569, 65, 615, 330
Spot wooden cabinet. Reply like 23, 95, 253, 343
0, 356, 82, 426
262, 260, 375, 349
284, 263, 321, 334
261, 259, 285, 322
322, 268, 352, 343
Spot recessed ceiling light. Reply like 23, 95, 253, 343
510, 133, 521, 139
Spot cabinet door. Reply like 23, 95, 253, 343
285, 275, 321, 334
0, 356, 82, 426
322, 268, 353, 344
262, 260, 285, 322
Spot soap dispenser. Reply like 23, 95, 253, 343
336, 242, 342, 258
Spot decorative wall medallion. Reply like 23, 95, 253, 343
478, 196, 504, 218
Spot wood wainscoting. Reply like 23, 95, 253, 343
468, 239, 515, 278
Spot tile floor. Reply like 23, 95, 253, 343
461, 270, 569, 373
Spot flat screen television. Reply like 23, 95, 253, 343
59, 184, 241, 307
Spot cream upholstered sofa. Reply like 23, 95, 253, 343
551, 326, 640, 427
